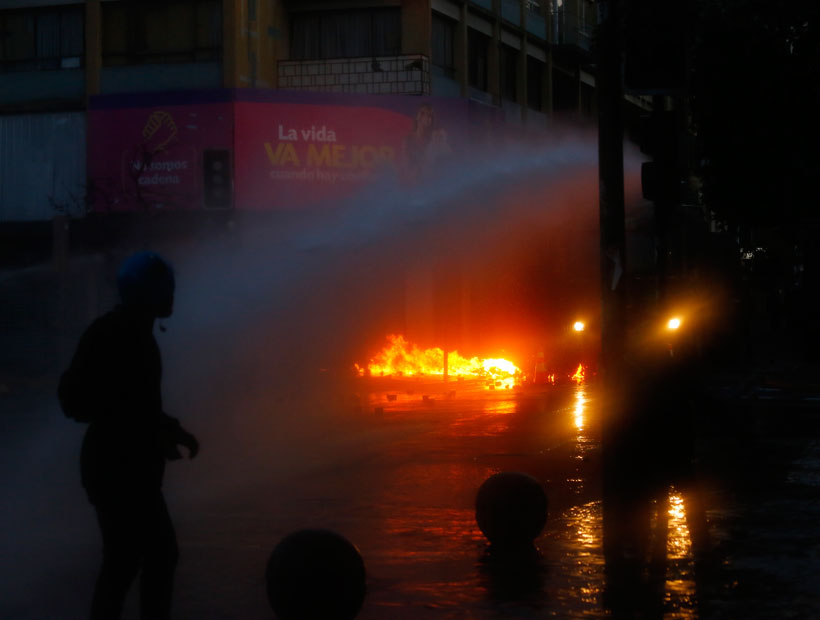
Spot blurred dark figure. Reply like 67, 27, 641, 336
602, 312, 713, 618
59, 251, 199, 620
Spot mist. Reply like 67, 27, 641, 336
157, 132, 644, 499
1, 131, 645, 618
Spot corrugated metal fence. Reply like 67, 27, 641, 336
0, 112, 86, 222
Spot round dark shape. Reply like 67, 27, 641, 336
117, 251, 175, 318
266, 529, 366, 620
475, 472, 548, 548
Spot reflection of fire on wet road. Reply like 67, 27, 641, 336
664, 488, 697, 616
574, 387, 586, 433
667, 491, 692, 560
351, 378, 607, 617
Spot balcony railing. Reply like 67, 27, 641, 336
278, 54, 431, 96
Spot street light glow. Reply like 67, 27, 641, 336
667, 317, 681, 330
573, 321, 585, 332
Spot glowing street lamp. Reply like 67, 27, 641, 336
573, 321, 586, 332
667, 317, 681, 330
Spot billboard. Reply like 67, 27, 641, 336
233, 92, 485, 209
87, 90, 504, 213
87, 91, 233, 213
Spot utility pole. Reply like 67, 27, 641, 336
596, 0, 628, 568
596, 0, 626, 383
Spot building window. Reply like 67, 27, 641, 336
499, 44, 517, 102
468, 29, 489, 92
431, 12, 455, 78
526, 0, 544, 13
290, 9, 401, 60
552, 67, 578, 111
551, 0, 596, 47
526, 56, 543, 110
0, 5, 84, 72
102, 0, 222, 66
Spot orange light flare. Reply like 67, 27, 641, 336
667, 317, 682, 331
570, 363, 586, 384
355, 334, 524, 389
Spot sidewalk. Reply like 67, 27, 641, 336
690, 358, 820, 619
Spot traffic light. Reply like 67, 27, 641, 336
639, 110, 679, 204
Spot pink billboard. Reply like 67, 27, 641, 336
234, 101, 410, 210
87, 92, 233, 212
233, 91, 488, 210
87, 90, 501, 213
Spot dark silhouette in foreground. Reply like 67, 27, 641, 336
474, 472, 549, 608
475, 471, 548, 548
266, 529, 367, 620
59, 251, 198, 620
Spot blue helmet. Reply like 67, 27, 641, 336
117, 251, 175, 318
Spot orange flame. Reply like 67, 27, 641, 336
571, 364, 586, 384
356, 334, 523, 389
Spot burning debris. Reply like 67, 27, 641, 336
355, 334, 523, 389
571, 364, 586, 384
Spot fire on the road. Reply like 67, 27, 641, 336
571, 364, 586, 384
355, 334, 523, 389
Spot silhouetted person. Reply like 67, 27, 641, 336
59, 251, 198, 620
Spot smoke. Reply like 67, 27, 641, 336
155, 133, 645, 502
0, 131, 645, 618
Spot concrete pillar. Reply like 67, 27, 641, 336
542, 1, 554, 117
246, 0, 258, 87
576, 67, 583, 115
455, 2, 469, 97
489, 0, 501, 105
85, 0, 101, 100
252, 0, 275, 89
402, 0, 432, 58
222, 0, 245, 87
543, 48, 553, 116
270, 0, 289, 88
517, 0, 528, 123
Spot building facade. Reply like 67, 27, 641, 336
0, 0, 606, 223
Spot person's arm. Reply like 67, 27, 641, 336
160, 413, 199, 460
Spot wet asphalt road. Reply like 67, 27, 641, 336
171, 379, 609, 619
2, 375, 819, 619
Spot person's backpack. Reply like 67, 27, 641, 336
58, 367, 94, 423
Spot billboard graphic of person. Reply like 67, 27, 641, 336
402, 104, 452, 184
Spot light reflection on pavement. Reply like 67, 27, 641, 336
6, 374, 820, 619
148, 375, 709, 619
346, 378, 705, 618
348, 379, 613, 618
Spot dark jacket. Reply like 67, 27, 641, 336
60, 306, 183, 502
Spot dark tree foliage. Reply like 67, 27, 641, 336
691, 0, 820, 235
